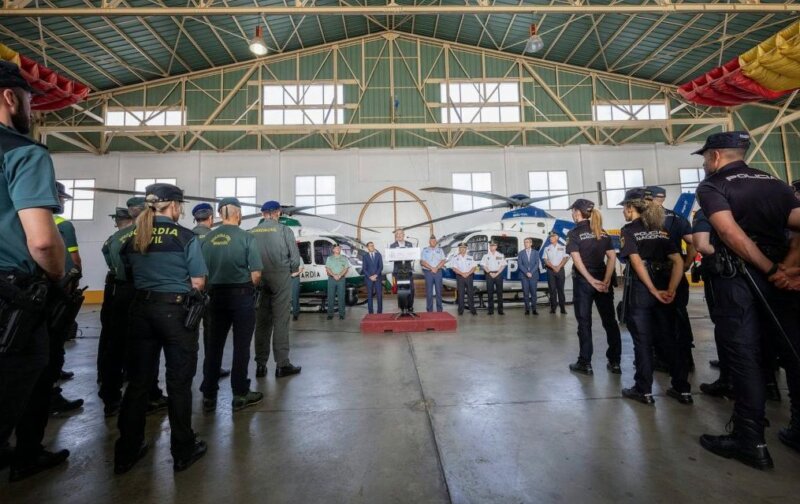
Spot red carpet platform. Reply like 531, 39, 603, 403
360, 312, 458, 333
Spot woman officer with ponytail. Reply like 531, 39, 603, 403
618, 188, 692, 405
114, 183, 208, 475
565, 199, 622, 376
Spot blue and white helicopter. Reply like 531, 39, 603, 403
402, 186, 696, 302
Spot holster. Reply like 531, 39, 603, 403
183, 289, 210, 331
47, 268, 85, 338
0, 273, 49, 354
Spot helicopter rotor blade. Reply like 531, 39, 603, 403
292, 211, 379, 233
283, 199, 426, 214
402, 202, 511, 230
88, 187, 265, 209
419, 187, 518, 205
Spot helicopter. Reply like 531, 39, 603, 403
401, 186, 697, 305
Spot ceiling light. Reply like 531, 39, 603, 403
249, 26, 268, 56
524, 24, 544, 54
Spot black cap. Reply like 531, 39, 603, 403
618, 187, 652, 206
792, 179, 800, 192
145, 183, 184, 203
109, 207, 131, 220
191, 203, 213, 220
569, 198, 595, 213
0, 61, 40, 94
56, 182, 72, 199
646, 186, 666, 198
692, 131, 751, 155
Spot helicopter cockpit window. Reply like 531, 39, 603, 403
466, 235, 489, 261
314, 240, 333, 265
441, 232, 470, 255
298, 242, 312, 265
491, 236, 518, 258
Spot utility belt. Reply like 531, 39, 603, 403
209, 283, 254, 297
133, 288, 209, 331
0, 271, 50, 355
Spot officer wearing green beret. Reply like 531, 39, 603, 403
126, 196, 145, 218
115, 183, 208, 475
199, 197, 263, 412
249, 200, 302, 379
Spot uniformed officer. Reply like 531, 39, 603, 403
566, 199, 621, 375
362, 241, 383, 314
480, 241, 507, 315
191, 202, 214, 239
126, 196, 145, 218
421, 235, 446, 312
325, 244, 349, 319
390, 229, 415, 312
647, 185, 696, 374
694, 131, 800, 469
49, 182, 84, 414
517, 237, 540, 316
190, 202, 230, 380
618, 188, 691, 405
543, 233, 569, 314
0, 61, 69, 482
692, 209, 734, 400
98, 207, 129, 381
250, 200, 302, 379
114, 183, 208, 474
448, 243, 477, 315
200, 198, 263, 412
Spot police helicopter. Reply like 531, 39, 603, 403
401, 186, 696, 305
90, 186, 419, 307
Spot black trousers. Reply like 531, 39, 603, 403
625, 279, 690, 395
572, 274, 621, 364
547, 268, 566, 311
0, 320, 48, 460
97, 274, 116, 375
708, 268, 800, 426
456, 275, 475, 314
116, 296, 199, 461
201, 287, 255, 397
486, 274, 503, 313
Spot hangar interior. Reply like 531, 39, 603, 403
2, 2, 800, 503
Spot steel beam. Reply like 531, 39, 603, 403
3, 4, 800, 16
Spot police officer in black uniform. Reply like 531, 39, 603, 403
647, 185, 696, 374
695, 131, 800, 470
565, 199, 621, 375
618, 188, 692, 405
114, 183, 208, 474
0, 61, 70, 481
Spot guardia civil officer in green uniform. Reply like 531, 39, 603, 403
0, 61, 69, 482
126, 196, 145, 218
325, 244, 350, 319
250, 200, 302, 379
190, 201, 230, 379
200, 197, 263, 412
98, 207, 130, 380
49, 182, 83, 414
114, 183, 208, 475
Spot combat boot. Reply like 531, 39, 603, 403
778, 414, 800, 453
700, 415, 773, 470
700, 378, 735, 399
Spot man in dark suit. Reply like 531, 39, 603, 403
362, 241, 383, 314
517, 237, 540, 315
389, 229, 415, 312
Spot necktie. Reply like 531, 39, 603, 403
370, 253, 374, 261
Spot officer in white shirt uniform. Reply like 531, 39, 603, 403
448, 243, 477, 316
543, 232, 569, 314
480, 241, 507, 315
421, 235, 446, 312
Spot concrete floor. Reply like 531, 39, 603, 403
2, 289, 799, 503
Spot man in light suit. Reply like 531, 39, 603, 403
362, 241, 383, 314
517, 237, 540, 316
389, 229, 415, 312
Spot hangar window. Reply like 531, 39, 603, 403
440, 82, 520, 124
105, 108, 185, 126
592, 101, 667, 121
296, 175, 336, 215
298, 242, 313, 265
134, 178, 177, 193
679, 168, 705, 193
452, 172, 492, 212
529, 171, 568, 210
57, 179, 95, 221
216, 177, 257, 206
604, 169, 644, 209
263, 84, 345, 125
